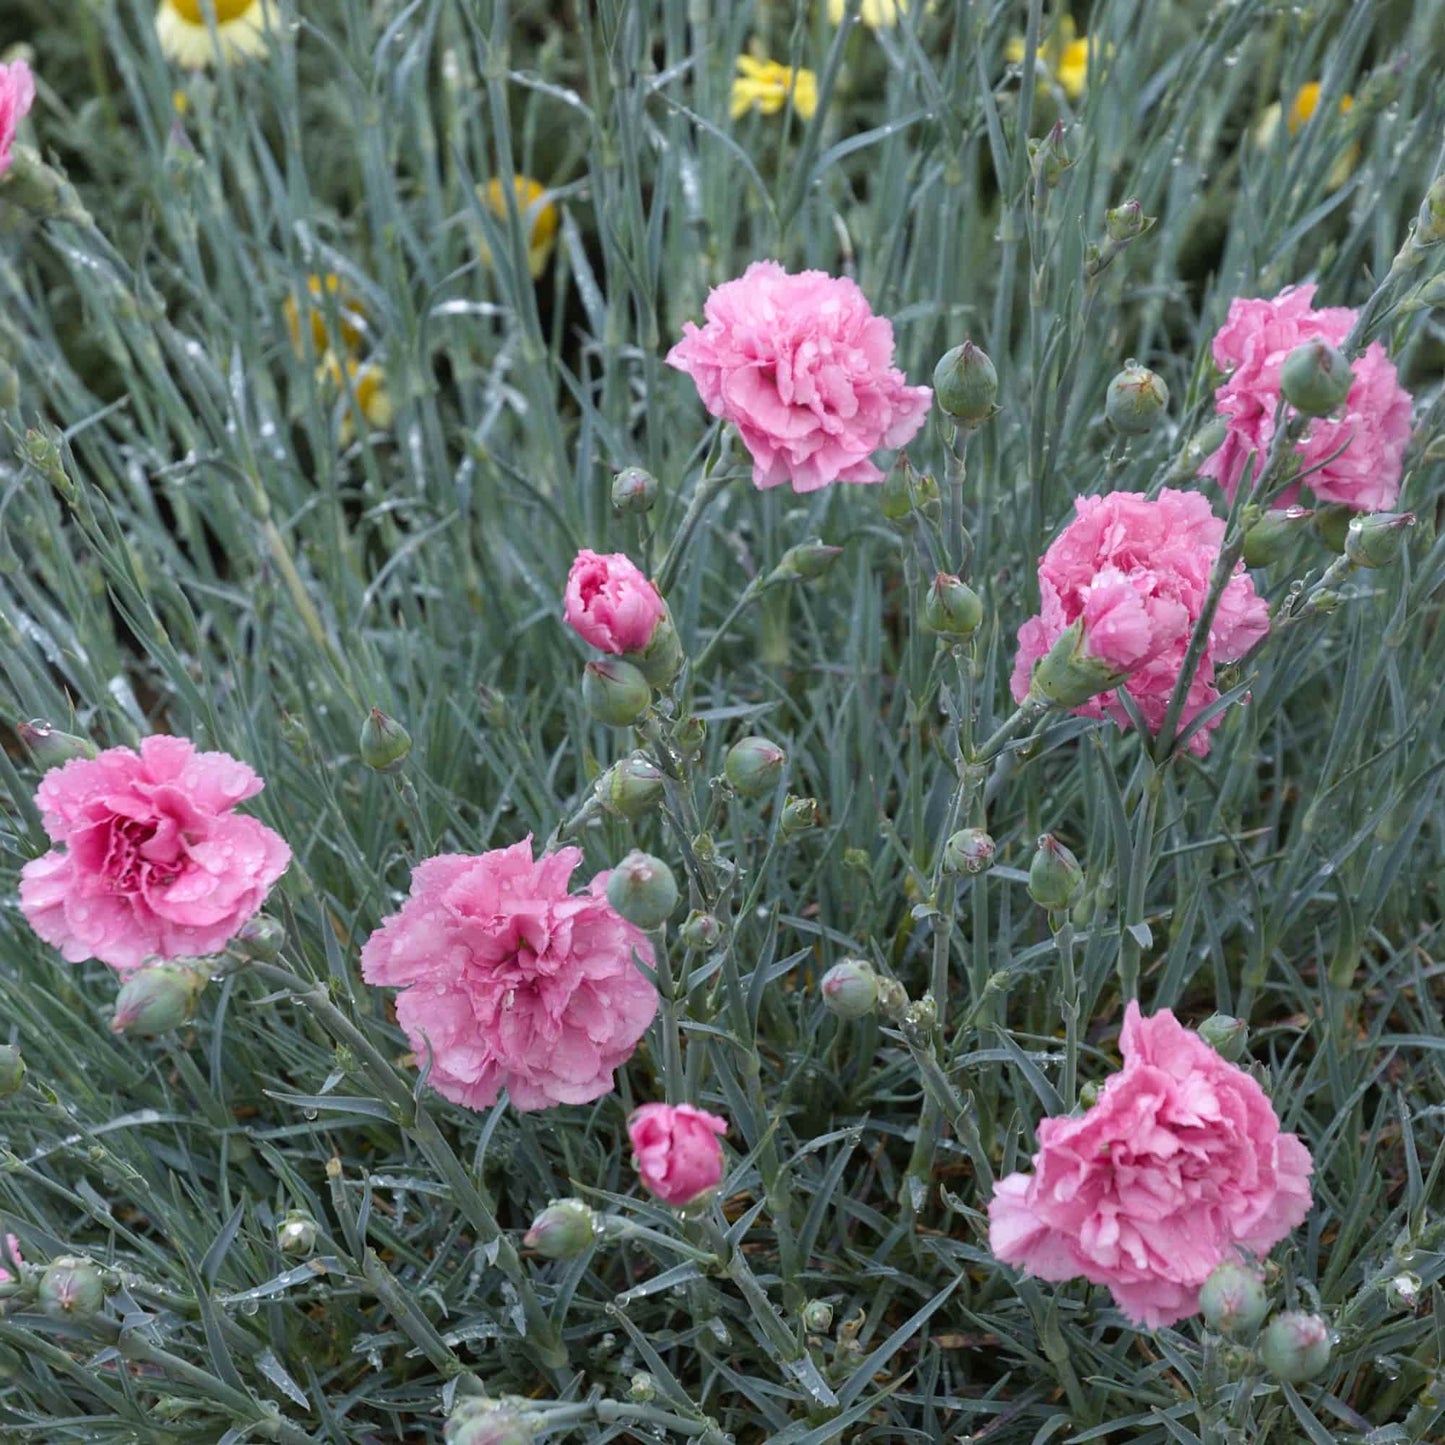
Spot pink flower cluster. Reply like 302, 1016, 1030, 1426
628, 1102, 728, 1205
564, 550, 665, 654
989, 1002, 1313, 1329
1198, 284, 1412, 512
0, 59, 34, 180
666, 261, 932, 493
1010, 488, 1269, 754
19, 736, 291, 973
360, 839, 658, 1112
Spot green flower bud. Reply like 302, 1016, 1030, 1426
1243, 506, 1314, 567
770, 539, 844, 584
477, 684, 511, 730
582, 659, 651, 726
843, 847, 871, 874
1198, 1261, 1269, 1335
1259, 1311, 1332, 1383
1028, 834, 1084, 911
801, 1299, 834, 1333
0, 1046, 23, 1099
725, 737, 786, 798
943, 828, 995, 876
1312, 503, 1353, 554
1028, 120, 1073, 189
600, 755, 666, 819
16, 720, 98, 769
522, 1199, 596, 1260
874, 976, 909, 1020
1414, 173, 1445, 246
39, 1257, 105, 1320
1079, 1079, 1101, 1107
359, 708, 412, 773
672, 714, 706, 759
612, 466, 658, 514
1028, 619, 1122, 708
628, 1372, 657, 1403
629, 613, 683, 687
111, 963, 207, 1038
234, 914, 285, 962
1280, 340, 1353, 416
279, 712, 312, 758
778, 794, 821, 840
1198, 1013, 1248, 1062
913, 467, 943, 526
445, 1401, 535, 1445
924, 573, 984, 639
1105, 362, 1169, 435
1345, 511, 1415, 569
1104, 199, 1154, 243
606, 850, 679, 930
880, 454, 916, 521
679, 911, 723, 951
820, 958, 878, 1019
1385, 1272, 1421, 1312
932, 340, 999, 426
277, 1211, 318, 1256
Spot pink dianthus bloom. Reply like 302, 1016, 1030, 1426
0, 60, 34, 180
1010, 488, 1269, 755
989, 1002, 1313, 1330
564, 549, 667, 655
628, 1102, 728, 1205
0, 1235, 20, 1283
665, 260, 932, 493
1198, 284, 1412, 512
360, 838, 658, 1112
19, 736, 291, 973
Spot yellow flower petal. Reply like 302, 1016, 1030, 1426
827, 0, 907, 29
480, 175, 559, 280
155, 0, 274, 69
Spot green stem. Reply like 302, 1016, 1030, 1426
656, 466, 740, 595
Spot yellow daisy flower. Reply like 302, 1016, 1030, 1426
155, 0, 276, 70
479, 176, 560, 280
731, 55, 819, 123
1254, 83, 1358, 190
827, 0, 907, 27
1005, 18, 1100, 103
320, 352, 394, 441
284, 274, 371, 358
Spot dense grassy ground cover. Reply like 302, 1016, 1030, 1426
0, 0, 1443, 1440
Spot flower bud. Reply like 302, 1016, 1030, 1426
600, 755, 666, 819
280, 712, 312, 758
1243, 506, 1314, 567
477, 684, 511, 730
1345, 511, 1415, 569
630, 614, 683, 688
606, 851, 679, 930
1198, 1013, 1248, 1062
582, 659, 651, 726
359, 709, 412, 773
39, 1257, 105, 1320
943, 828, 995, 876
874, 976, 908, 1020
1028, 120, 1072, 189
779, 794, 821, 840
1028, 834, 1084, 911
679, 911, 723, 952
1312, 503, 1353, 554
1104, 199, 1154, 243
1079, 1080, 1101, 1107
111, 963, 207, 1038
802, 1299, 834, 1333
1028, 619, 1121, 708
628, 1372, 657, 1403
234, 914, 285, 962
1198, 1261, 1269, 1335
932, 340, 999, 426
277, 1211, 318, 1256
913, 468, 943, 525
445, 1401, 535, 1445
0, 1046, 24, 1098
16, 720, 98, 769
820, 958, 878, 1019
1259, 1311, 1332, 1383
522, 1199, 596, 1260
1415, 173, 1445, 246
1105, 362, 1169, 435
612, 466, 658, 514
1280, 340, 1353, 416
880, 457, 915, 521
770, 539, 844, 584
924, 573, 984, 639
672, 714, 706, 759
725, 737, 786, 797
1386, 1272, 1421, 1311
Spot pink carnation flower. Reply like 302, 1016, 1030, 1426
18, 736, 291, 973
628, 1102, 728, 1205
0, 60, 34, 180
1198, 284, 1412, 512
989, 1002, 1313, 1330
360, 838, 658, 1112
0, 1235, 20, 1283
564, 549, 666, 655
1010, 488, 1269, 755
665, 260, 932, 493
